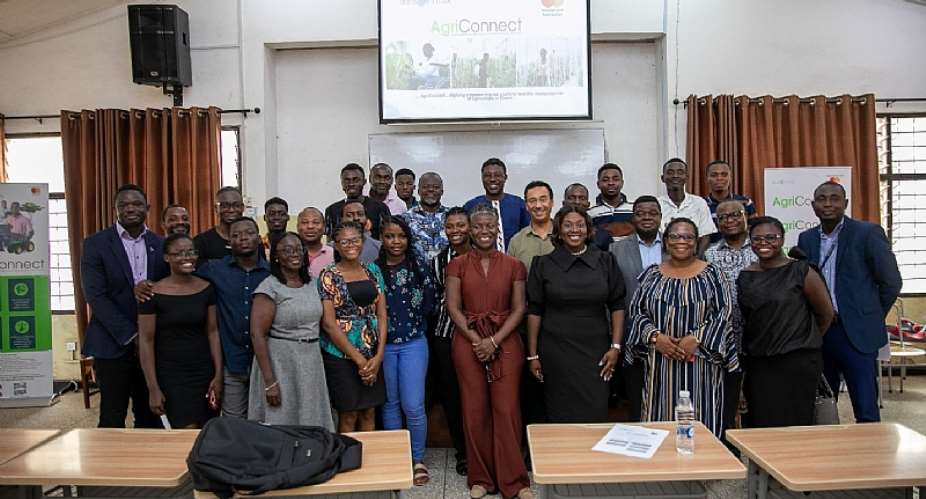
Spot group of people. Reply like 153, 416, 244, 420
82, 157, 902, 499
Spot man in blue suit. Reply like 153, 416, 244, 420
463, 157, 530, 251
81, 184, 167, 428
797, 181, 901, 422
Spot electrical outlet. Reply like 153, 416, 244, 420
65, 342, 77, 352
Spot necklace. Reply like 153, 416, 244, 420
570, 246, 587, 256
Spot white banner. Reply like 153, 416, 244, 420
0, 183, 53, 407
764, 167, 852, 249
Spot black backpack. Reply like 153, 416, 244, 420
187, 417, 363, 498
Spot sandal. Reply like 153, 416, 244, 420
517, 487, 537, 499
413, 463, 429, 486
469, 485, 487, 499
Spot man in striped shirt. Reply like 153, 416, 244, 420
588, 163, 635, 244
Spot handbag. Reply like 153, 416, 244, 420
814, 375, 840, 425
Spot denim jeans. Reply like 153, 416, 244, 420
382, 336, 429, 463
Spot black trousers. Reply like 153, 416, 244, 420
427, 334, 466, 459
745, 348, 822, 428
94, 351, 160, 428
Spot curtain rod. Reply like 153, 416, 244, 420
672, 97, 925, 107
1, 108, 260, 121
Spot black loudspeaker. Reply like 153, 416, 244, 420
128, 4, 192, 90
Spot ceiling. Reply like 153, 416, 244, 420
0, 0, 126, 44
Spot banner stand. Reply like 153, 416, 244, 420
0, 183, 54, 408
763, 167, 853, 250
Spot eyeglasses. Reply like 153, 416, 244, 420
336, 238, 363, 247
750, 234, 784, 244
717, 210, 745, 222
666, 233, 697, 242
168, 249, 199, 258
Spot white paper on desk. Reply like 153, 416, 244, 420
591, 424, 669, 459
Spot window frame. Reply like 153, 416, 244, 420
5, 132, 76, 314
877, 111, 926, 298
220, 125, 242, 189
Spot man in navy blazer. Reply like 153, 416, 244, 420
81, 184, 168, 428
797, 181, 901, 422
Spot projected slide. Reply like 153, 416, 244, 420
379, 0, 591, 123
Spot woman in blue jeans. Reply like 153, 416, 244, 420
376, 216, 437, 486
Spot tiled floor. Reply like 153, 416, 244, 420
3, 374, 926, 498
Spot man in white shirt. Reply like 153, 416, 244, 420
413, 43, 448, 89
657, 158, 716, 254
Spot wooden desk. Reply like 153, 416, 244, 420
528, 423, 744, 498
529, 422, 745, 484
0, 430, 58, 466
193, 430, 412, 498
726, 423, 926, 498
0, 428, 198, 487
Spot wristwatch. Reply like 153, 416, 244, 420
649, 331, 660, 344
610, 343, 622, 351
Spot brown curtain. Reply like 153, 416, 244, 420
686, 94, 879, 223
0, 114, 8, 182
61, 107, 222, 348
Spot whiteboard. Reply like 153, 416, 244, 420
368, 129, 606, 207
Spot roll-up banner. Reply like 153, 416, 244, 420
0, 183, 53, 407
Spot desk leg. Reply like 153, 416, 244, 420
757, 469, 769, 499
889, 362, 894, 393
879, 361, 884, 408
901, 361, 907, 393
746, 458, 757, 499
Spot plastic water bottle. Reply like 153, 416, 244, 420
675, 390, 695, 455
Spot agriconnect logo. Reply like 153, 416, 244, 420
542, 0, 565, 7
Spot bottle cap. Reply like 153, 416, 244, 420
679, 390, 690, 398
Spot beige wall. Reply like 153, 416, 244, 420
51, 314, 80, 380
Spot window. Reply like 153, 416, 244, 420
4, 135, 74, 311
878, 115, 926, 295
221, 127, 241, 188
3, 129, 240, 312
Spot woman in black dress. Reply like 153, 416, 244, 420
139, 233, 223, 428
737, 216, 834, 428
526, 206, 626, 423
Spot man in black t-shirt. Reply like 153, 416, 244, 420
194, 186, 265, 266
261, 196, 290, 251
324, 163, 391, 240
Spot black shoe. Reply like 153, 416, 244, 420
455, 458, 468, 476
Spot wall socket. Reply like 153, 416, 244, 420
65, 342, 77, 352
